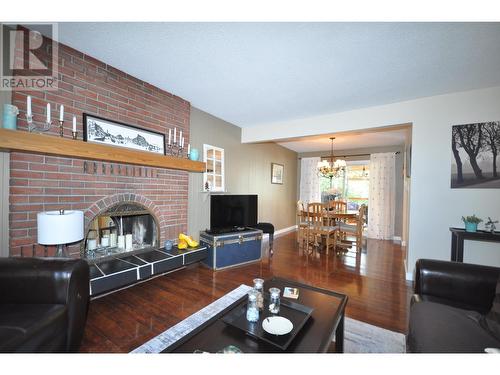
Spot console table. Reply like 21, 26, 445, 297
450, 227, 500, 262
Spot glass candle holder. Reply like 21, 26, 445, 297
253, 278, 264, 310
268, 287, 281, 314
246, 290, 260, 322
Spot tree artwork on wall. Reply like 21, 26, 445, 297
451, 122, 500, 188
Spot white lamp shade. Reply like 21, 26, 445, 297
37, 210, 84, 245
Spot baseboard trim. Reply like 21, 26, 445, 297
274, 225, 297, 238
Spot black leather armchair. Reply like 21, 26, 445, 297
0, 257, 90, 353
408, 259, 500, 353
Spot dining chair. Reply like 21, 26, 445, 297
296, 200, 308, 246
306, 202, 338, 255
326, 199, 347, 214
337, 204, 367, 253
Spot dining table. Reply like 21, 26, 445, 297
327, 209, 359, 220
298, 209, 360, 251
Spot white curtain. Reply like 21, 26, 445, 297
300, 157, 321, 205
367, 152, 396, 240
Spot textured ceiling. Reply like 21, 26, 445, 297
56, 22, 500, 127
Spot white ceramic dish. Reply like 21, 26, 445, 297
262, 316, 293, 335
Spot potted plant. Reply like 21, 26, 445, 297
462, 215, 483, 232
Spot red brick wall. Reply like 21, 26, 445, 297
10, 38, 190, 257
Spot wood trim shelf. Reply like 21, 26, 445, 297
0, 128, 206, 172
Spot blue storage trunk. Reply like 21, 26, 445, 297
200, 228, 263, 270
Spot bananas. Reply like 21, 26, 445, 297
178, 233, 199, 249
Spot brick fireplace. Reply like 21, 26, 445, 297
9, 33, 190, 257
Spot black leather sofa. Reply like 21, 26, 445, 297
0, 257, 90, 352
408, 259, 500, 353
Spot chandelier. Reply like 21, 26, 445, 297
317, 137, 346, 179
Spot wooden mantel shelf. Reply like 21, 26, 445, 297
0, 128, 206, 172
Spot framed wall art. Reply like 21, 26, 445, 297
83, 113, 165, 155
451, 121, 500, 189
271, 163, 284, 184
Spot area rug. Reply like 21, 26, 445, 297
344, 317, 406, 353
131, 284, 406, 353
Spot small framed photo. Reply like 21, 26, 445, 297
83, 113, 165, 155
271, 163, 284, 184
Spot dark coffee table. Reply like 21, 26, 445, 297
164, 277, 348, 353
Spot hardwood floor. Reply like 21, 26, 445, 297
80, 232, 412, 353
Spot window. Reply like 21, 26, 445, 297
203, 144, 225, 192
320, 161, 369, 210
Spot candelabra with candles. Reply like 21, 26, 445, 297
27, 113, 52, 133
27, 101, 52, 133
166, 141, 185, 157
166, 127, 190, 158
25, 97, 78, 139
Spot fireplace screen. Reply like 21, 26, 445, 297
83, 202, 159, 261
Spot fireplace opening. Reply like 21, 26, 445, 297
83, 202, 160, 262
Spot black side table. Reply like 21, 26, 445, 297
450, 227, 500, 262
253, 222, 275, 255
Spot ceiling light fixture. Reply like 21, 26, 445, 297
317, 137, 346, 182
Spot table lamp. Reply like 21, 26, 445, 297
37, 209, 84, 257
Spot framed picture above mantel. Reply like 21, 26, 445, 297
83, 113, 166, 155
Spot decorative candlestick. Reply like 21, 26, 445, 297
59, 120, 64, 137
71, 115, 77, 139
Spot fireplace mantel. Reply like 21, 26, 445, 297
0, 128, 205, 172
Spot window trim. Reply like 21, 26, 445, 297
203, 144, 225, 192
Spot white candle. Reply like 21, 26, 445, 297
27, 96, 32, 116
179, 130, 183, 144
46, 103, 51, 123
117, 235, 125, 249
168, 129, 172, 145
125, 234, 133, 250
110, 233, 117, 247
187, 143, 191, 154
173, 128, 177, 143
72, 116, 76, 132
59, 105, 64, 121
87, 239, 97, 251
101, 236, 109, 247
181, 137, 185, 148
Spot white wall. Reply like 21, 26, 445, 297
242, 86, 500, 276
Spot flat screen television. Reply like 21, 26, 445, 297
210, 195, 258, 234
